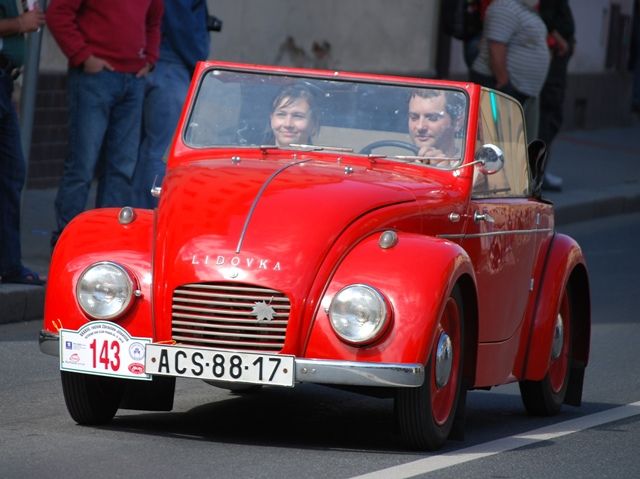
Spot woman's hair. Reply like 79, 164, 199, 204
264, 84, 319, 144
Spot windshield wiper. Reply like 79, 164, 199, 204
391, 155, 460, 165
259, 143, 354, 154
288, 143, 354, 153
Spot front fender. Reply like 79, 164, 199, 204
43, 208, 154, 338
523, 233, 591, 381
304, 231, 476, 365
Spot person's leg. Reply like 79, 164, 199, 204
633, 42, 640, 113
463, 35, 481, 71
99, 73, 145, 208
132, 61, 191, 208
0, 71, 25, 277
538, 52, 571, 191
538, 53, 570, 147
523, 96, 539, 143
53, 69, 113, 241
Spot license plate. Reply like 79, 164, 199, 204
145, 344, 295, 387
60, 322, 152, 380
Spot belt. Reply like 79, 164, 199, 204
0, 53, 22, 80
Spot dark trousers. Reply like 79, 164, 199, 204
538, 50, 572, 148
0, 70, 25, 276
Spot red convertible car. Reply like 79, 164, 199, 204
40, 61, 590, 451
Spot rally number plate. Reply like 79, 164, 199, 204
60, 322, 151, 380
145, 344, 295, 387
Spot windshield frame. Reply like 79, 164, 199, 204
181, 65, 471, 170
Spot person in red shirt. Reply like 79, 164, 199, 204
46, 0, 163, 248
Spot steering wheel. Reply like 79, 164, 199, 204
359, 140, 419, 155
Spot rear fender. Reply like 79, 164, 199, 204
523, 233, 591, 385
44, 208, 154, 338
304, 231, 476, 365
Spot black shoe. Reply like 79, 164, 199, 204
542, 172, 563, 192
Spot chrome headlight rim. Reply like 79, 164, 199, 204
328, 283, 390, 346
75, 261, 136, 321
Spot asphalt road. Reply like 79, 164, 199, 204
1, 213, 639, 479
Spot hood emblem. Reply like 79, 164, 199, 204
251, 300, 276, 321
191, 254, 282, 272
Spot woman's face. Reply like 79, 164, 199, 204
270, 97, 315, 146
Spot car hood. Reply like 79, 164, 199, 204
151, 155, 448, 344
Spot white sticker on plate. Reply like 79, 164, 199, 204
60, 321, 152, 380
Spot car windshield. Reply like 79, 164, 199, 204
185, 68, 469, 168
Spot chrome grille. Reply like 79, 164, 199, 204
171, 282, 290, 352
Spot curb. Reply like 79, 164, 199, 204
0, 283, 45, 324
551, 183, 640, 226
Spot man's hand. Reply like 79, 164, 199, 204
418, 145, 450, 167
18, 6, 45, 33
551, 30, 570, 56
418, 145, 446, 158
83, 55, 114, 74
136, 63, 154, 78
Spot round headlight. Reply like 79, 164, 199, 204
328, 284, 389, 344
76, 262, 135, 320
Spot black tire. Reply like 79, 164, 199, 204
519, 285, 572, 416
395, 286, 465, 450
61, 371, 124, 425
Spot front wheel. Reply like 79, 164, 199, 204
519, 285, 572, 415
395, 286, 465, 450
61, 371, 124, 425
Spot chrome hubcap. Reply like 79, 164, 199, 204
435, 332, 453, 388
551, 313, 564, 360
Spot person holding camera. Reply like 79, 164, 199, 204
47, 0, 163, 248
132, 0, 218, 208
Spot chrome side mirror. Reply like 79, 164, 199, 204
475, 144, 505, 175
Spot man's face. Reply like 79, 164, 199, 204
408, 94, 455, 154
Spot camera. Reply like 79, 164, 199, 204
207, 15, 223, 32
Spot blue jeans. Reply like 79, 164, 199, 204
0, 70, 25, 276
132, 60, 191, 208
54, 68, 145, 238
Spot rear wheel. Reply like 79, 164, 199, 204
395, 286, 465, 450
519, 285, 572, 415
61, 371, 123, 425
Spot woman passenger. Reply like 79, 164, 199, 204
265, 84, 319, 146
